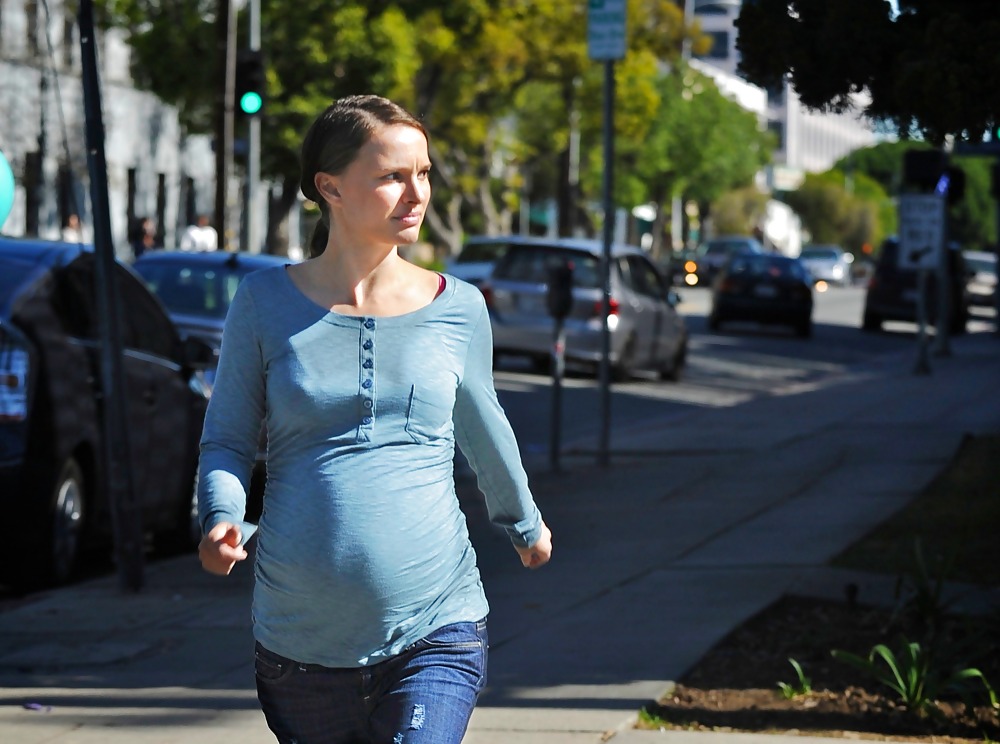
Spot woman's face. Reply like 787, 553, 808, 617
321, 123, 431, 249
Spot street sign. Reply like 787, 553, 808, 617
588, 0, 626, 60
898, 194, 944, 271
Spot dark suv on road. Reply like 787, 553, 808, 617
862, 237, 969, 334
0, 238, 213, 589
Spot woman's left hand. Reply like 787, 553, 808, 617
515, 521, 552, 569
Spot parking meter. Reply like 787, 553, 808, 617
547, 262, 574, 318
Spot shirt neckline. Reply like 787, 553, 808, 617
278, 265, 454, 327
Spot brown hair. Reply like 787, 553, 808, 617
300, 95, 428, 258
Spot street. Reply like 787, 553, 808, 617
490, 284, 979, 463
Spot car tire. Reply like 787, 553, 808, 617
48, 457, 86, 586
795, 319, 813, 338
612, 336, 636, 382
862, 311, 881, 332
659, 342, 686, 382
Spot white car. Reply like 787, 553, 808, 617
798, 244, 853, 286
963, 249, 997, 308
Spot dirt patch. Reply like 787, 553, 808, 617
640, 595, 1000, 742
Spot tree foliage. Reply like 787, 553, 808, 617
735, 0, 1000, 144
100, 0, 765, 254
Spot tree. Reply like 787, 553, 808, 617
835, 141, 995, 251
735, 0, 1000, 144
97, 1, 710, 254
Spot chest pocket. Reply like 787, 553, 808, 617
405, 384, 455, 443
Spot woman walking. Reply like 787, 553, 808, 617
196, 94, 552, 744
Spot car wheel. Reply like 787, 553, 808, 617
50, 457, 86, 586
659, 341, 687, 382
795, 319, 813, 338
612, 336, 636, 382
862, 311, 881, 332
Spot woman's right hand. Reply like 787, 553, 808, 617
198, 522, 248, 575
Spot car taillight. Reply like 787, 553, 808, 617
591, 297, 620, 316
0, 330, 30, 423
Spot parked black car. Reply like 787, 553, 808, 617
708, 253, 814, 337
0, 238, 214, 589
862, 238, 969, 334
132, 249, 290, 521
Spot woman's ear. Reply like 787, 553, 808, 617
314, 173, 341, 204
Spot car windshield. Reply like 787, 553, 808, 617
965, 256, 996, 274
728, 255, 805, 280
456, 242, 508, 264
496, 247, 602, 288
136, 263, 249, 319
701, 239, 761, 257
800, 247, 840, 260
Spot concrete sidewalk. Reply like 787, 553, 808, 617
1, 333, 999, 744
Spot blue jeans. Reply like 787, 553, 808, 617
255, 619, 488, 744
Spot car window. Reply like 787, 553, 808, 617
729, 255, 803, 280
137, 263, 239, 319
496, 247, 601, 288
51, 260, 99, 340
457, 242, 508, 264
702, 239, 761, 257
800, 247, 839, 260
117, 267, 178, 359
625, 255, 665, 299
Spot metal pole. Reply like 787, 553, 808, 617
214, 0, 235, 250
914, 267, 932, 375
597, 60, 615, 467
79, 0, 143, 591
247, 0, 261, 253
550, 318, 565, 472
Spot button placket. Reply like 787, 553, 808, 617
359, 318, 376, 431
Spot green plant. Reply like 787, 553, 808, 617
832, 637, 998, 714
777, 657, 812, 699
892, 537, 955, 637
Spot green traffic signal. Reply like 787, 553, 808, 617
240, 91, 263, 116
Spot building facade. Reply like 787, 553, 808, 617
0, 0, 215, 256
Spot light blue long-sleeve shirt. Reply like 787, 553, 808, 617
198, 266, 543, 667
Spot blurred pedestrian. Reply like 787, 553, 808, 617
60, 213, 86, 243
179, 214, 218, 252
196, 94, 552, 744
129, 216, 158, 259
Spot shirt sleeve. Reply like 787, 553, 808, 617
197, 279, 265, 540
454, 299, 543, 548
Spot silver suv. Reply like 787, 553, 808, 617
478, 236, 687, 381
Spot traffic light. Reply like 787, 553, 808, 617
235, 50, 265, 117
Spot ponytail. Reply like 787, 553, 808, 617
308, 218, 329, 258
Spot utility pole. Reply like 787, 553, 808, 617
214, 0, 236, 251
79, 0, 143, 591
247, 0, 262, 253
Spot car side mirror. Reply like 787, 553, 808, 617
180, 335, 217, 369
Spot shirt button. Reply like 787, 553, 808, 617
362, 416, 373, 425
363, 359, 373, 369
364, 319, 375, 330
363, 399, 373, 409
363, 340, 373, 350
362, 379, 373, 389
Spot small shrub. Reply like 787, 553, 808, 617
777, 657, 812, 699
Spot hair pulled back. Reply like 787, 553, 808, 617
300, 95, 428, 258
